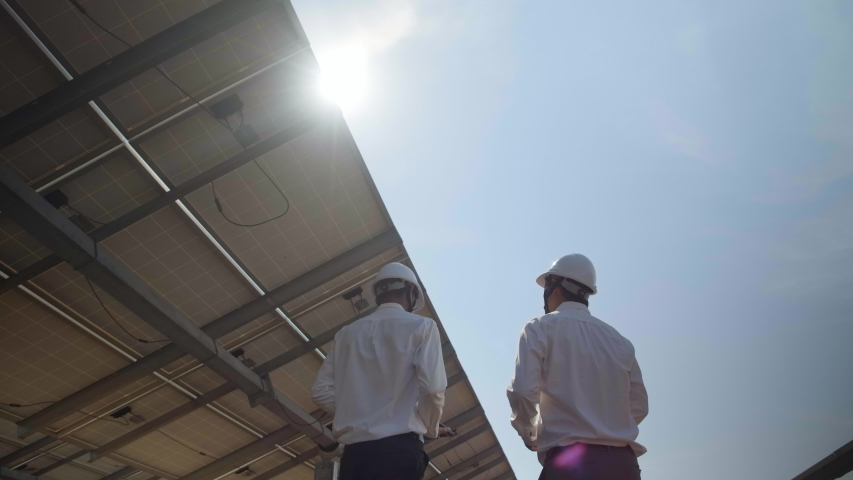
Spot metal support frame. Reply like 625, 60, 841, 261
0, 0, 281, 148
243, 397, 484, 480
15, 227, 400, 437
443, 406, 485, 430
0, 437, 58, 467
176, 410, 324, 480
792, 439, 853, 480
455, 455, 507, 480
0, 0, 517, 476
447, 372, 467, 388
426, 423, 490, 459
0, 257, 62, 296
0, 106, 332, 296
89, 307, 379, 461
0, 162, 334, 447
88, 383, 235, 461
0, 467, 40, 480
435, 444, 502, 479
252, 447, 318, 480
31, 449, 86, 475
492, 472, 516, 480
98, 466, 136, 480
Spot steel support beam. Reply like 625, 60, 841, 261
176, 410, 324, 480
252, 447, 318, 480
88, 108, 333, 243
455, 455, 507, 480
16, 227, 400, 437
90, 308, 382, 461
792, 439, 853, 480
0, 437, 58, 467
0, 0, 281, 149
88, 383, 236, 461
0, 467, 40, 480
99, 466, 136, 480
427, 423, 490, 459
0, 163, 334, 447
443, 406, 485, 430
0, 256, 62, 296
490, 472, 515, 480
0, 107, 332, 298
447, 371, 468, 388
32, 448, 86, 475
434, 444, 502, 479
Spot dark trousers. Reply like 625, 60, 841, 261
339, 433, 428, 480
539, 444, 641, 480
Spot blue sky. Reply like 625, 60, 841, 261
292, 0, 853, 478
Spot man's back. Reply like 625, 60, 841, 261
509, 301, 648, 459
312, 302, 446, 445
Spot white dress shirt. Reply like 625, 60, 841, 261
507, 301, 648, 463
311, 303, 447, 444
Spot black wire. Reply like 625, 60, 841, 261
211, 161, 291, 228
272, 400, 325, 428
84, 276, 171, 345
69, 0, 294, 229
66, 205, 107, 226
158, 430, 219, 459
77, 410, 129, 426
69, 1, 231, 132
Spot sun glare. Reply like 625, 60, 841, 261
318, 47, 368, 111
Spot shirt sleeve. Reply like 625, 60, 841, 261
507, 320, 546, 444
311, 346, 336, 415
413, 321, 447, 438
629, 358, 649, 425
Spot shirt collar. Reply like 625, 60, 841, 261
555, 301, 589, 313
377, 302, 405, 312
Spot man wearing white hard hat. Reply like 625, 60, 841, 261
507, 254, 649, 479
312, 262, 450, 480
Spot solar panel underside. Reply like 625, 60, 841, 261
0, 2, 514, 480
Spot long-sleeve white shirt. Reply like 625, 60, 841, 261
507, 301, 648, 463
311, 303, 447, 444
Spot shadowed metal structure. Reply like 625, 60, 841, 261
0, 1, 516, 480
791, 439, 853, 480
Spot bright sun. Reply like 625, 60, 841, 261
318, 47, 368, 111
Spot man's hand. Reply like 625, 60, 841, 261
438, 426, 456, 437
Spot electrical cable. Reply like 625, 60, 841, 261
66, 0, 292, 229
271, 400, 325, 429
77, 410, 129, 426
66, 205, 107, 226
158, 430, 219, 459
67, 0, 229, 132
211, 161, 291, 228
84, 275, 170, 345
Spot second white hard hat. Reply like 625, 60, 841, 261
536, 254, 597, 294
372, 262, 426, 310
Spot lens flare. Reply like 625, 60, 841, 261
317, 47, 367, 111
553, 443, 586, 469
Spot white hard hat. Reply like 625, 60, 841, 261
536, 254, 597, 294
372, 262, 425, 310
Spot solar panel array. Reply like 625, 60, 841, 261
0, 1, 515, 480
